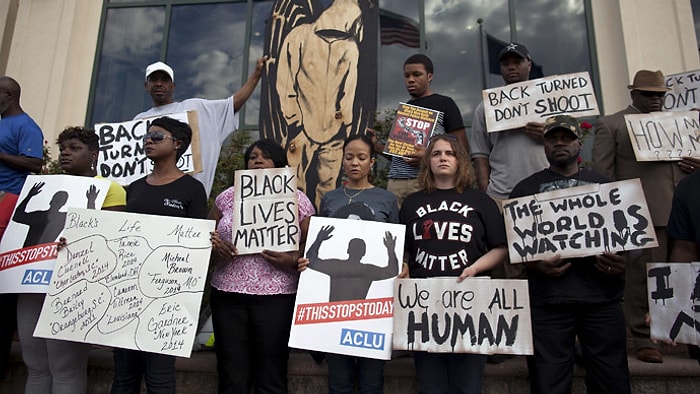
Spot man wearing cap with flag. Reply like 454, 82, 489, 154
593, 70, 699, 363
511, 114, 631, 394
134, 56, 268, 196
469, 43, 549, 287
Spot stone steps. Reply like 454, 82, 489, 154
1, 343, 699, 393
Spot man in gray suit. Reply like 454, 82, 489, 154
592, 69, 700, 363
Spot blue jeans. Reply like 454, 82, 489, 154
325, 353, 384, 394
111, 348, 175, 394
412, 352, 487, 394
210, 289, 295, 394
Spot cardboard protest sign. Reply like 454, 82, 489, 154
0, 175, 110, 293
289, 217, 405, 360
231, 167, 299, 255
393, 278, 532, 355
663, 70, 700, 111
483, 72, 599, 132
94, 111, 202, 185
384, 103, 441, 158
33, 208, 215, 358
647, 262, 700, 346
503, 179, 657, 263
624, 111, 700, 161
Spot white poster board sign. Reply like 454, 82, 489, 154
0, 175, 110, 293
94, 111, 202, 185
647, 262, 700, 346
503, 179, 657, 263
483, 72, 599, 132
663, 70, 700, 111
393, 278, 533, 355
34, 208, 215, 358
624, 111, 700, 161
231, 167, 299, 255
289, 217, 405, 360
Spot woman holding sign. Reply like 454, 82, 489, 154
399, 134, 507, 394
300, 134, 399, 393
17, 126, 125, 394
110, 117, 207, 393
208, 139, 314, 394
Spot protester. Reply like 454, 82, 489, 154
0, 76, 44, 381
369, 54, 467, 207
666, 169, 700, 365
468, 43, 548, 202
592, 69, 699, 363
208, 139, 314, 393
399, 134, 507, 394
134, 56, 268, 196
15, 127, 125, 394
299, 134, 399, 393
111, 117, 207, 393
510, 115, 631, 394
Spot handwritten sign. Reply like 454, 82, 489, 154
647, 262, 700, 346
624, 111, 700, 161
289, 217, 405, 360
384, 103, 441, 158
231, 167, 299, 255
663, 70, 700, 111
503, 179, 657, 263
94, 111, 202, 185
393, 278, 532, 355
33, 208, 214, 358
0, 175, 110, 293
483, 72, 599, 132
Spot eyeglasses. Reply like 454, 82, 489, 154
143, 131, 178, 143
637, 90, 666, 98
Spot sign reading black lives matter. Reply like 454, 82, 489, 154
502, 179, 657, 263
393, 278, 532, 355
647, 262, 700, 346
33, 208, 215, 358
624, 111, 700, 161
94, 111, 202, 185
232, 167, 299, 255
483, 71, 599, 132
664, 69, 700, 112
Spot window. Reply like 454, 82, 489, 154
88, 0, 594, 128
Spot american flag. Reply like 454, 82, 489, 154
380, 9, 421, 49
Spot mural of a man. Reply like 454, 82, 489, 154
261, 0, 378, 207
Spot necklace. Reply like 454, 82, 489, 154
343, 186, 368, 204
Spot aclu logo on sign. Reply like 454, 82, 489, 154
340, 328, 385, 350
22, 269, 52, 285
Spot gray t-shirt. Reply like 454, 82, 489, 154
134, 97, 239, 197
319, 186, 399, 224
468, 101, 548, 199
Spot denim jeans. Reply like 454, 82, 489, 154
111, 348, 175, 394
412, 352, 487, 394
325, 353, 384, 394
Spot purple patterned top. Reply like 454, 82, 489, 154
210, 187, 315, 295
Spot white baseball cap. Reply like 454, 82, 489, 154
145, 61, 174, 82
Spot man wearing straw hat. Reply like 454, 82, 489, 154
592, 69, 699, 363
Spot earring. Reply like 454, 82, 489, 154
91, 161, 95, 171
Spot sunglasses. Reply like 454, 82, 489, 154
637, 90, 666, 98
143, 131, 179, 143
428, 134, 458, 143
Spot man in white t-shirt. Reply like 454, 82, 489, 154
134, 56, 268, 196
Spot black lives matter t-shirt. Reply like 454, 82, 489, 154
400, 188, 506, 278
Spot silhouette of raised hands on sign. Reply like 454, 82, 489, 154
86, 184, 100, 209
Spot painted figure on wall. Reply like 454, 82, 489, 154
261, 0, 378, 207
